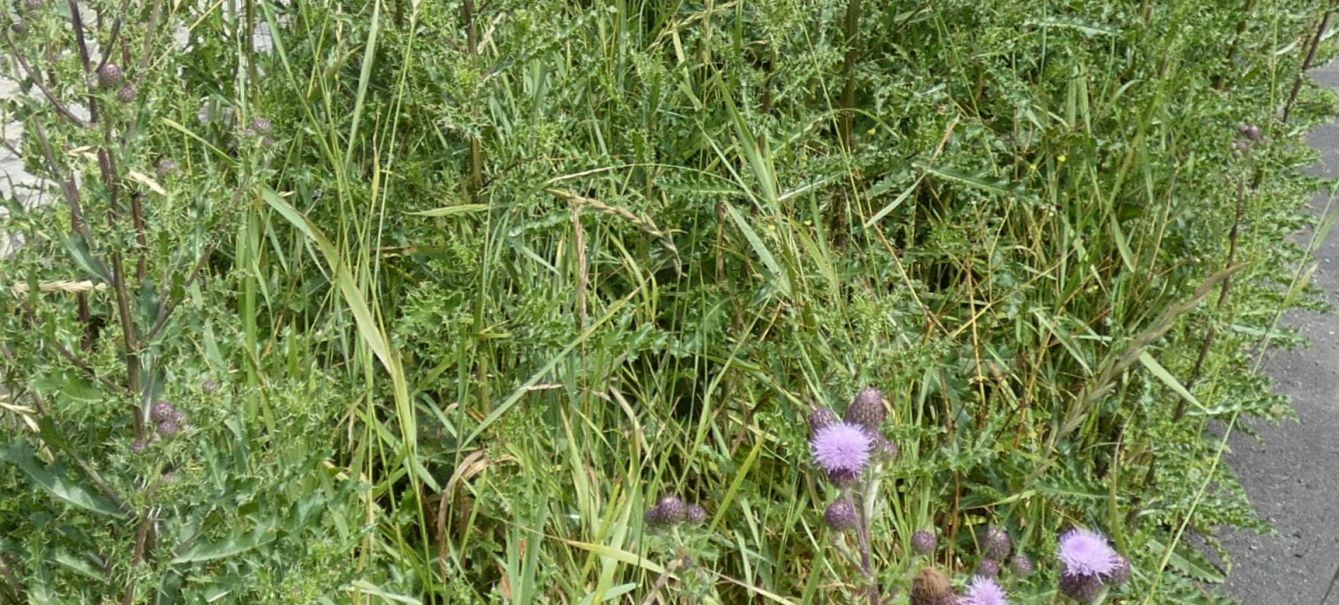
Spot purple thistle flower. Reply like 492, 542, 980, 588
808, 408, 840, 437
976, 558, 1000, 578
1009, 553, 1034, 577
982, 525, 1012, 560
912, 530, 937, 555
1058, 528, 1120, 577
810, 422, 871, 483
1058, 572, 1103, 603
131, 439, 147, 453
824, 498, 858, 532
957, 575, 1008, 605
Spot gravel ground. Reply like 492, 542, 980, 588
1218, 58, 1339, 604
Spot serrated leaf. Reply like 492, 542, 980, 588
0, 442, 123, 518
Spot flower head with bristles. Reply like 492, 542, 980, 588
809, 422, 872, 483
957, 575, 1008, 605
976, 559, 1000, 578
1058, 528, 1120, 577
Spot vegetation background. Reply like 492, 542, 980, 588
1, 0, 1337, 603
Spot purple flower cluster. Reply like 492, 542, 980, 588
808, 386, 896, 487
1057, 528, 1130, 603
644, 495, 706, 529
150, 401, 189, 439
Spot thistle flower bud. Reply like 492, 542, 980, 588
1105, 555, 1131, 585
1059, 572, 1103, 603
1244, 124, 1262, 141
157, 420, 180, 438
910, 567, 955, 605
131, 439, 148, 453
824, 498, 858, 532
982, 525, 1012, 560
1232, 139, 1250, 153
911, 529, 937, 555
151, 401, 178, 423
98, 63, 124, 89
201, 379, 219, 394
870, 432, 898, 459
10, 20, 28, 35
251, 117, 273, 134
117, 85, 136, 103
157, 158, 179, 179
976, 558, 1000, 578
654, 495, 686, 525
686, 504, 707, 526
808, 408, 840, 437
845, 387, 886, 431
1010, 553, 1034, 577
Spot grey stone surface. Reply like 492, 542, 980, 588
1219, 58, 1339, 604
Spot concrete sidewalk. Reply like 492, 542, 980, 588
1220, 59, 1339, 604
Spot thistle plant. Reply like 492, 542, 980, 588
809, 386, 897, 603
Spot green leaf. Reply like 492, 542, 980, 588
0, 442, 123, 518
406, 204, 490, 217
170, 524, 276, 564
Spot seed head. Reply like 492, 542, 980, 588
1058, 572, 1103, 603
1009, 553, 1034, 577
1058, 528, 1120, 577
809, 422, 872, 484
911, 529, 937, 555
686, 504, 707, 526
845, 387, 886, 431
958, 575, 1009, 605
824, 498, 858, 532
976, 558, 1000, 578
808, 408, 840, 437
910, 567, 955, 605
982, 525, 1012, 560
98, 63, 124, 88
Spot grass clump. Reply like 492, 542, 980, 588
0, 0, 1336, 603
